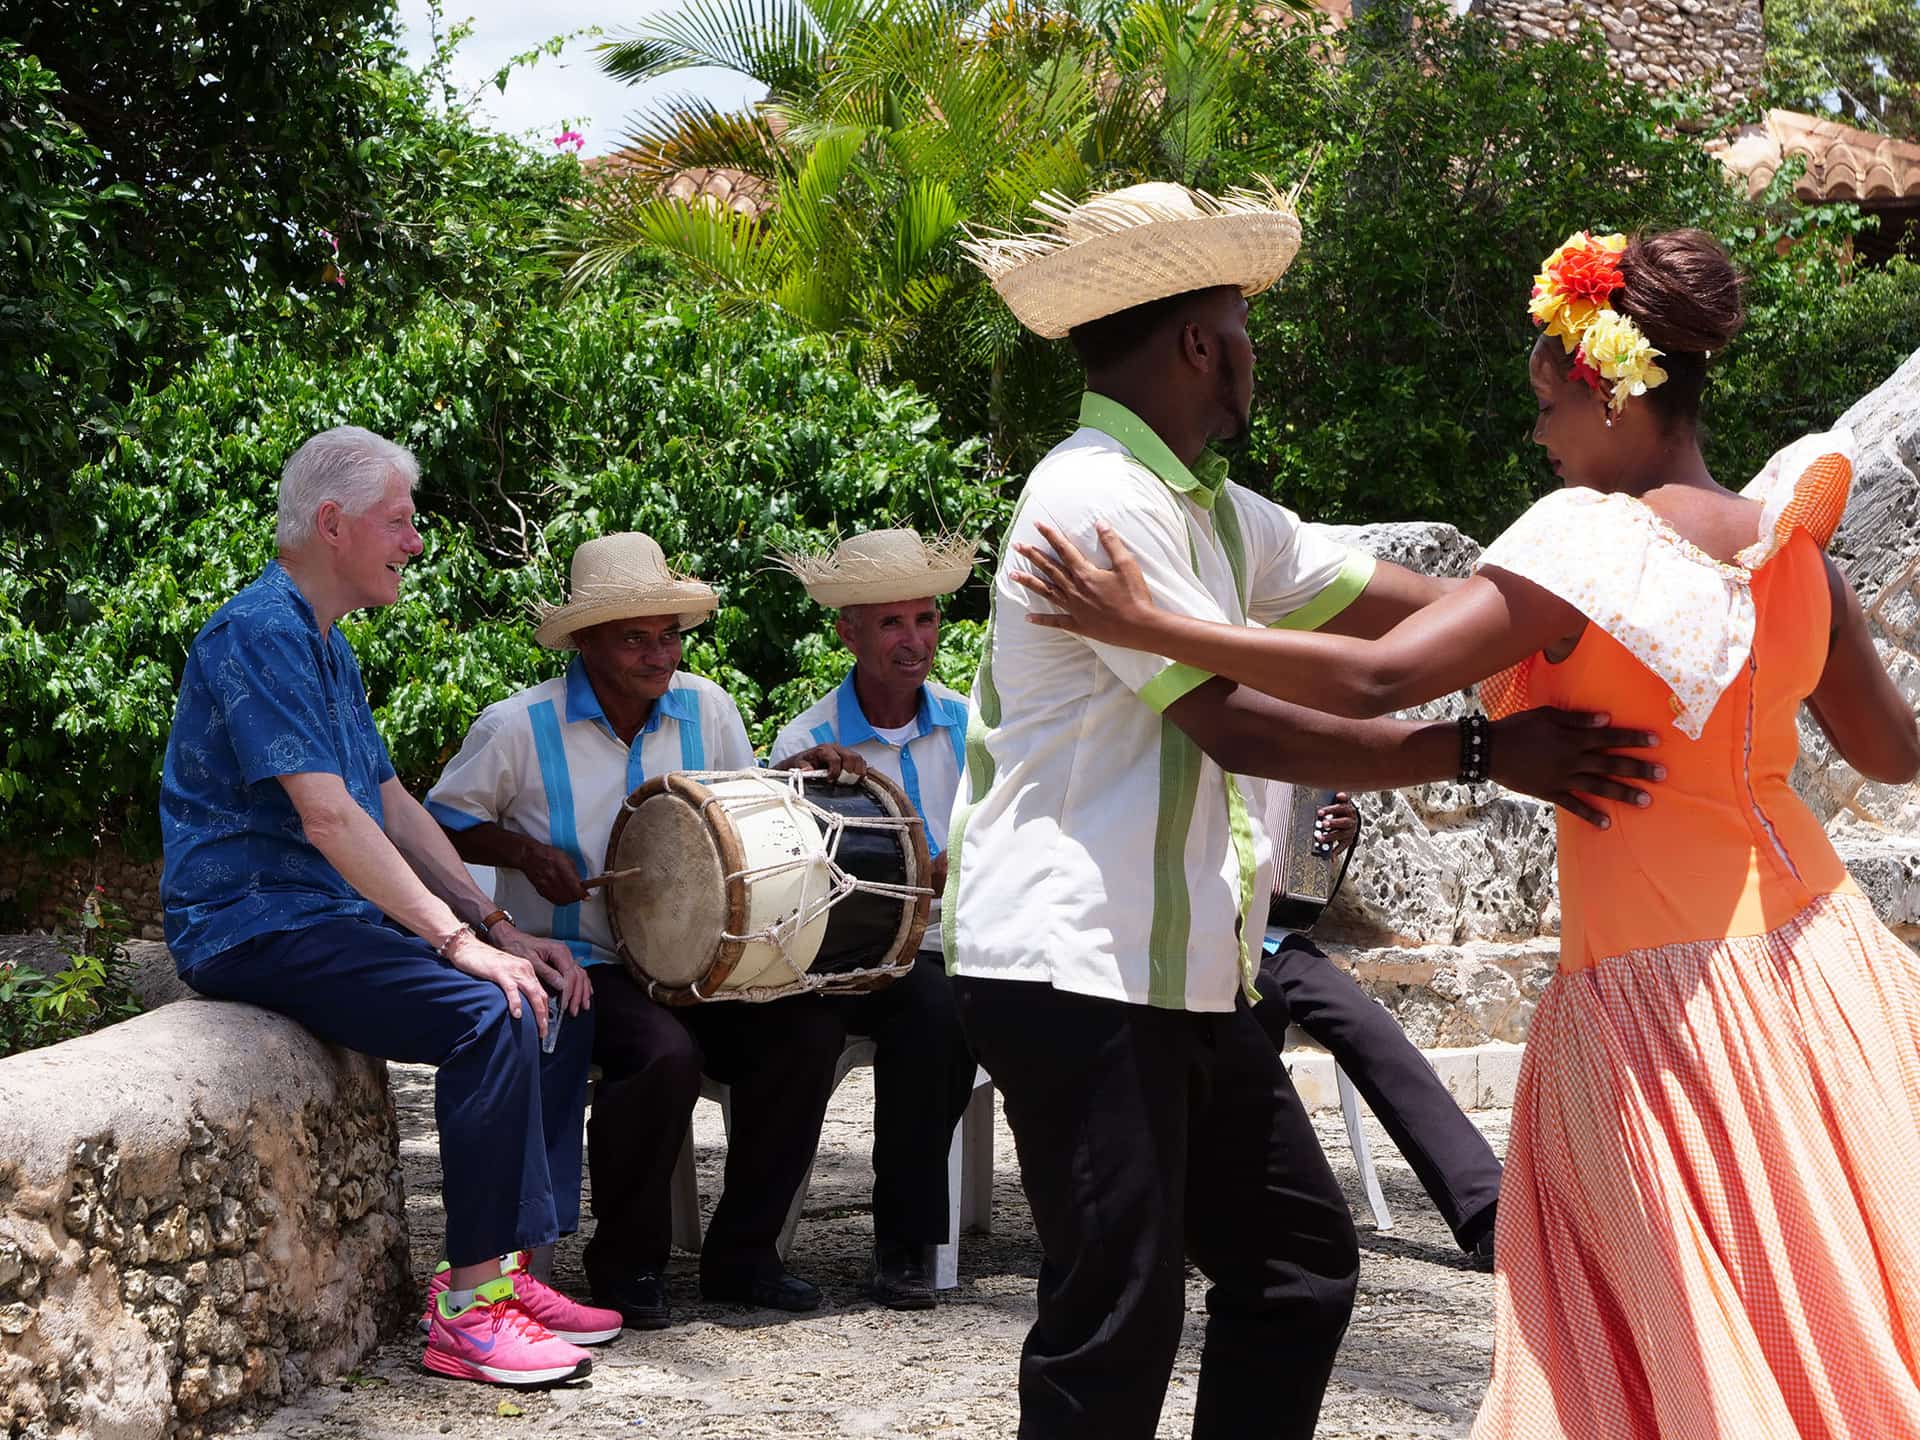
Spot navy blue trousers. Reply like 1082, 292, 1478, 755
179, 918, 594, 1267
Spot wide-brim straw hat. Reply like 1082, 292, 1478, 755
774, 528, 980, 609
962, 179, 1302, 339
534, 532, 719, 650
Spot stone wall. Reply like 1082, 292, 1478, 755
1467, 0, 1764, 114
0, 1001, 409, 1439
1315, 521, 1563, 951
0, 845, 164, 941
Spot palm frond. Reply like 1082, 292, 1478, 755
982, 129, 1089, 221
773, 127, 868, 262
885, 177, 963, 285
565, 192, 774, 295
609, 96, 790, 189
596, 0, 830, 97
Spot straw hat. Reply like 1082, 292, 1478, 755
774, 528, 980, 609
962, 179, 1302, 339
534, 532, 719, 650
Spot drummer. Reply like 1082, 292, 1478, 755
427, 532, 866, 1326
769, 529, 983, 1311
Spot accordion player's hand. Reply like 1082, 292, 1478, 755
1315, 794, 1359, 856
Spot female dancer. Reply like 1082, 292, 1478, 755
1012, 228, 1920, 1438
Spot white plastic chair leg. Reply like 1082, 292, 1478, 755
937, 1124, 963, 1290
669, 1127, 704, 1254
959, 1071, 994, 1235
1337, 1062, 1393, 1232
934, 1070, 996, 1290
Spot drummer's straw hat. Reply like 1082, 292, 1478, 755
535, 532, 720, 650
961, 179, 1302, 339
774, 528, 980, 609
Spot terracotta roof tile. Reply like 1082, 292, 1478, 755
1709, 109, 1920, 204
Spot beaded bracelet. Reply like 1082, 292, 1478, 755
1457, 712, 1492, 784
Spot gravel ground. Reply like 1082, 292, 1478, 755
234, 1064, 1507, 1440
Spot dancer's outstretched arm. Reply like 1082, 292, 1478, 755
1015, 520, 1584, 719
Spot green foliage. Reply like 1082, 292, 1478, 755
571, 0, 1291, 460
0, 291, 999, 851
1764, 0, 1920, 139
0, 891, 143, 1058
1213, 2, 1913, 539
1, 2, 587, 544
1710, 240, 1920, 474
0, 44, 135, 484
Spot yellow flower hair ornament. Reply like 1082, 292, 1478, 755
1529, 231, 1668, 416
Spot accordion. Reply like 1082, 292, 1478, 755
1265, 783, 1344, 932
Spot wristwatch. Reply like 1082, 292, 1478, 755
475, 907, 515, 940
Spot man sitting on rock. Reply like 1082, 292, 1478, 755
769, 529, 984, 1310
426, 532, 866, 1326
160, 426, 618, 1392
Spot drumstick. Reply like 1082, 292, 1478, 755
580, 873, 616, 892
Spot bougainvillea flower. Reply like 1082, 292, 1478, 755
552, 130, 586, 152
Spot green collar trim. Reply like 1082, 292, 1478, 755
1078, 392, 1227, 511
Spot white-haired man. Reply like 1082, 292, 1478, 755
770, 529, 983, 1310
428, 532, 867, 1325
161, 426, 621, 1392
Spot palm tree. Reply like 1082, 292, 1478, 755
561, 0, 1284, 455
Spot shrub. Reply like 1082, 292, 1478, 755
0, 890, 143, 1058
1202, 2, 1920, 538
0, 292, 1000, 854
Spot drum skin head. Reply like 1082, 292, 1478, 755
606, 781, 738, 993
604, 768, 933, 1003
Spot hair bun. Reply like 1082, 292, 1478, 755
1618, 229, 1745, 356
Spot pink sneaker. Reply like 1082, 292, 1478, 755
419, 1261, 451, 1334
503, 1256, 623, 1345
419, 1253, 622, 1345
422, 1275, 592, 1389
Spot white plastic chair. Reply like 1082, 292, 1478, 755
1335, 1063, 1393, 1232
670, 1038, 996, 1289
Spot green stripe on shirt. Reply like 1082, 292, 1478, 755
1147, 717, 1204, 1007
1270, 548, 1377, 632
942, 490, 1031, 966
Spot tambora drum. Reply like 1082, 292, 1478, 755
601, 768, 933, 1004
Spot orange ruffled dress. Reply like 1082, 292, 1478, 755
1469, 432, 1920, 1440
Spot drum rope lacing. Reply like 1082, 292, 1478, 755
602, 769, 932, 1001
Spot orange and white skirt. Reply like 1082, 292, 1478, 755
1474, 890, 1920, 1439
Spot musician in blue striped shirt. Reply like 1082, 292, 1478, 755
430, 532, 863, 1327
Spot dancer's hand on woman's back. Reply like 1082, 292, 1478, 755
1489, 708, 1666, 829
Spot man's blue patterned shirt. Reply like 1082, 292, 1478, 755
160, 562, 395, 968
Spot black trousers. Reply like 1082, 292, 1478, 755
955, 975, 1359, 1440
584, 965, 843, 1284
824, 952, 979, 1247
1250, 934, 1503, 1250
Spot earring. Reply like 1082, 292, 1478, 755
1604, 414, 1614, 429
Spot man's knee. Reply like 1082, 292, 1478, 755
782, 997, 849, 1062
599, 1007, 702, 1093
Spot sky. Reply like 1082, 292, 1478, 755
395, 0, 765, 157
